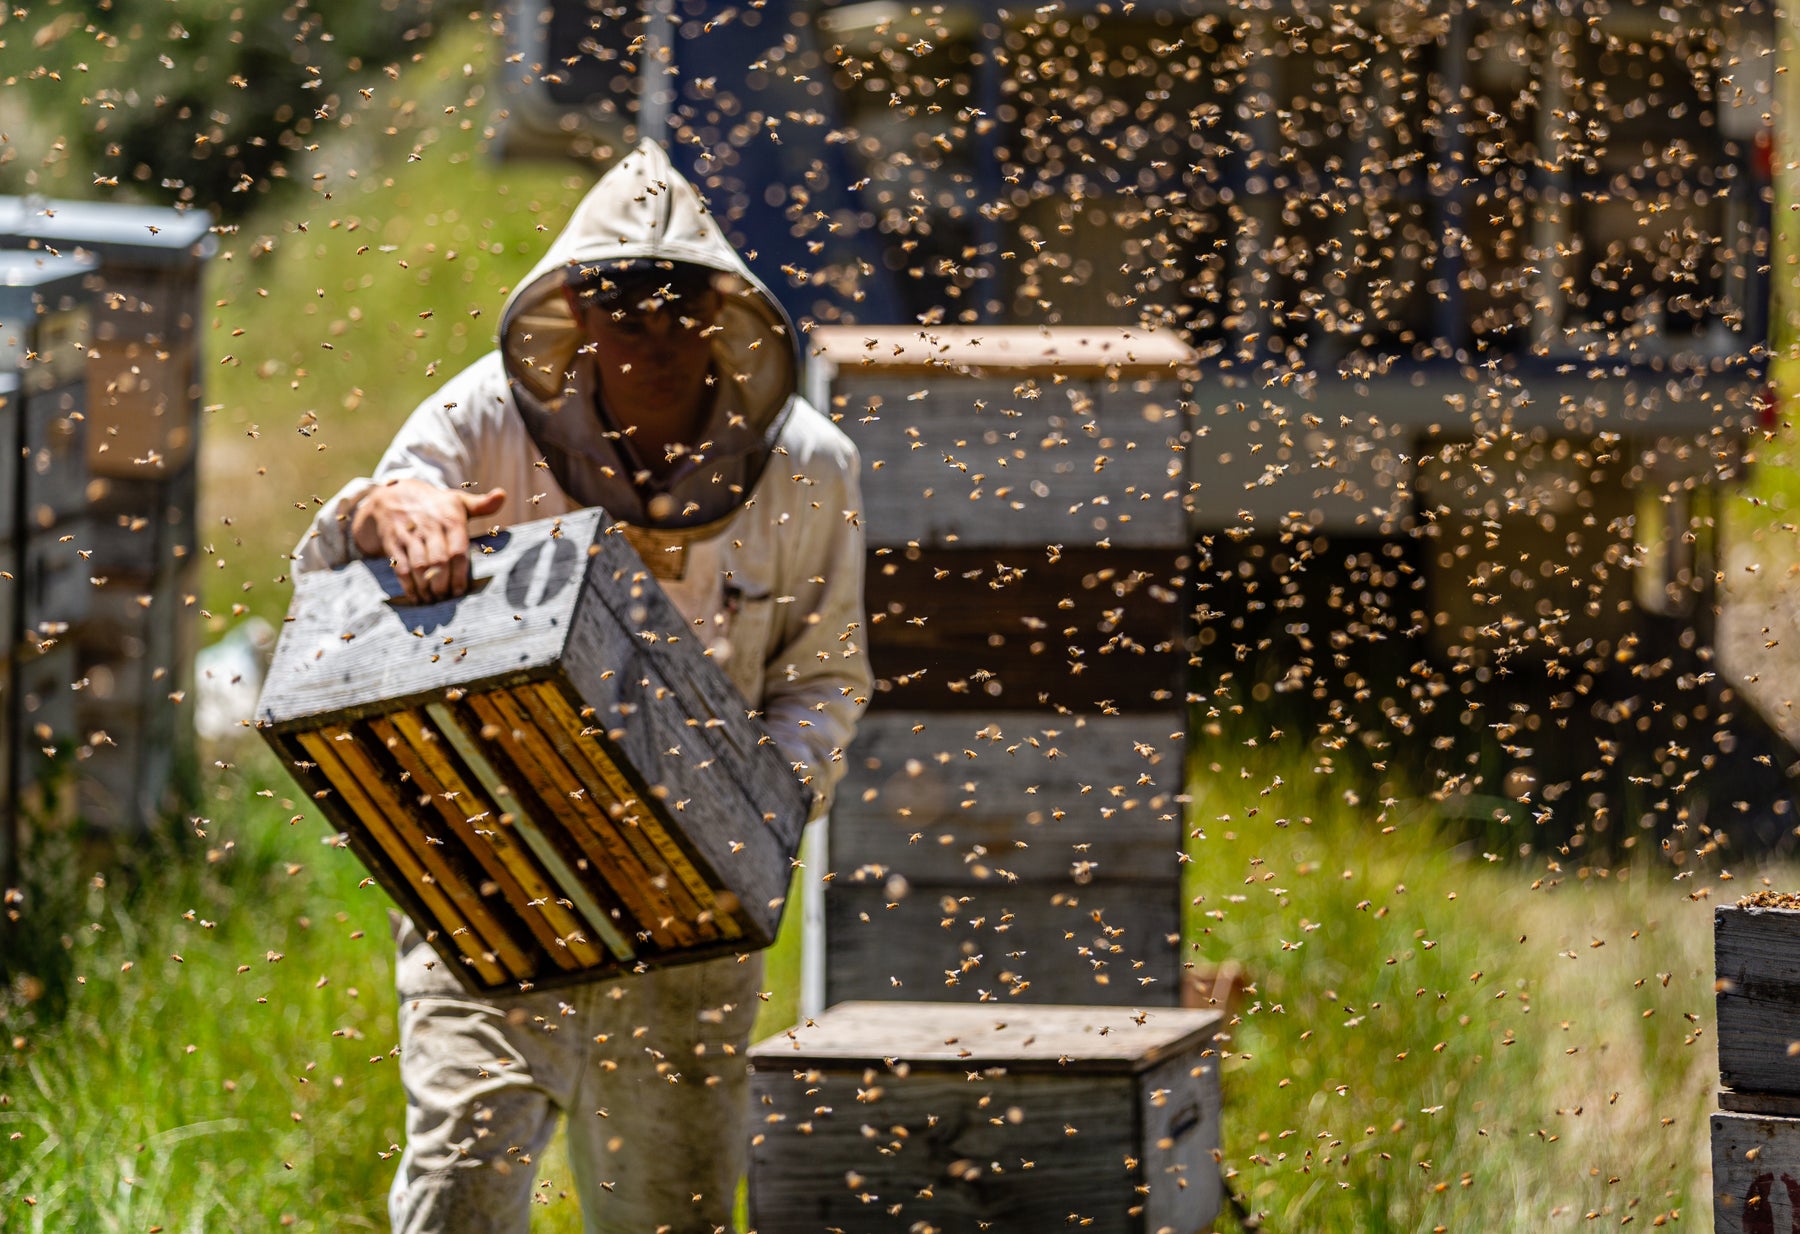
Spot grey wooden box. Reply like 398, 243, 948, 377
1711, 1109, 1800, 1234
256, 508, 812, 995
825, 710, 1185, 1007
0, 196, 214, 484
0, 251, 94, 390
1716, 904, 1800, 1101
74, 559, 198, 830
809, 326, 1196, 552
749, 1001, 1223, 1234
22, 516, 93, 641
21, 376, 90, 534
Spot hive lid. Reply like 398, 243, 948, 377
811, 325, 1195, 378
750, 1001, 1222, 1075
0, 250, 96, 290
257, 507, 660, 731
0, 197, 216, 266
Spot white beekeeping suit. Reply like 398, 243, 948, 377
293, 140, 870, 1234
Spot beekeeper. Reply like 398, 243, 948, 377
295, 140, 870, 1234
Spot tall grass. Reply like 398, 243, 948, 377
1185, 735, 1782, 1232
0, 741, 810, 1233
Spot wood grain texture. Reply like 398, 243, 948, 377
1711, 1110, 1800, 1234
1138, 1051, 1224, 1234
748, 1001, 1222, 1234
833, 373, 1193, 550
750, 1002, 1221, 1072
1717, 906, 1800, 1099
831, 710, 1187, 887
256, 508, 810, 995
864, 548, 1188, 712
1723, 1091, 1800, 1119
824, 876, 1181, 1008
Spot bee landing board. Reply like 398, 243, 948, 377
256, 508, 811, 995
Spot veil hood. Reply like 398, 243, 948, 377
498, 141, 800, 527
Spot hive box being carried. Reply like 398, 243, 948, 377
256, 508, 811, 995
749, 1001, 1223, 1234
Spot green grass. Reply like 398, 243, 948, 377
7, 732, 1787, 1232
0, 741, 811, 1232
1182, 737, 1781, 1231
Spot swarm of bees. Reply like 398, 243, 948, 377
1, 0, 1796, 1231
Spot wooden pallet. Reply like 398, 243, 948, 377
256, 508, 812, 995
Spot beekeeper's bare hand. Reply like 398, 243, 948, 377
350, 478, 507, 604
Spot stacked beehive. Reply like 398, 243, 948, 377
807, 326, 1196, 1008
0, 253, 97, 872
1711, 900, 1800, 1233
0, 199, 215, 832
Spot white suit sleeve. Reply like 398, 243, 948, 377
288, 361, 493, 574
757, 441, 873, 816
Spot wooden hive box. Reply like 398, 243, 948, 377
810, 326, 1196, 553
749, 1001, 1223, 1234
0, 196, 215, 487
1716, 903, 1800, 1103
0, 252, 94, 539
824, 710, 1185, 1007
256, 508, 811, 995
1711, 1111, 1800, 1234
1712, 901, 1800, 1233
74, 557, 198, 831
805, 326, 1197, 1012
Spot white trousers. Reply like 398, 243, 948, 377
387, 914, 763, 1234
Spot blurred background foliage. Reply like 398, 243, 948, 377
0, 0, 472, 214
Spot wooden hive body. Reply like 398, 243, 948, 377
808, 326, 1196, 1009
0, 255, 95, 864
0, 197, 216, 835
825, 710, 1184, 1006
257, 508, 811, 995
1712, 903, 1800, 1233
749, 1001, 1223, 1234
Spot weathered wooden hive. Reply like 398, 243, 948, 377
0, 197, 215, 832
255, 508, 812, 994
809, 326, 1196, 1008
1711, 900, 1800, 1233
750, 1001, 1223, 1234
0, 251, 96, 856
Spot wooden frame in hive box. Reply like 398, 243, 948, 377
256, 508, 812, 995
